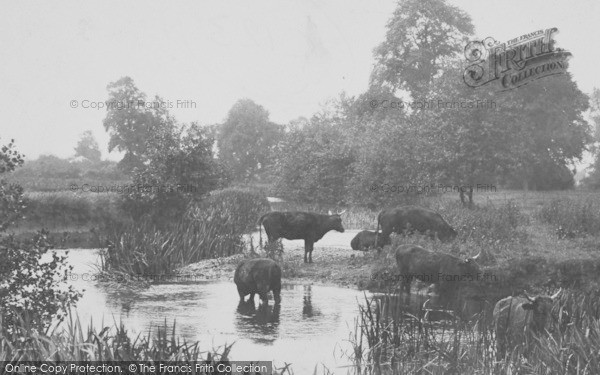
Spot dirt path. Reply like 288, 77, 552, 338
177, 230, 379, 290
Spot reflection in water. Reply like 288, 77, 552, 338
57, 249, 490, 374
302, 285, 321, 318
235, 300, 281, 344
373, 291, 487, 323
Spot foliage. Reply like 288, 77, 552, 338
104, 188, 269, 275
21, 191, 128, 231
73, 130, 101, 163
122, 122, 229, 228
347, 289, 600, 375
199, 187, 270, 233
536, 196, 600, 237
497, 74, 591, 190
1, 139, 26, 232
371, 0, 474, 98
8, 155, 127, 186
581, 87, 600, 189
0, 316, 232, 363
273, 100, 355, 204
103, 76, 177, 173
0, 232, 81, 334
217, 99, 284, 182
0, 139, 81, 337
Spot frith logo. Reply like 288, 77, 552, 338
463, 28, 571, 91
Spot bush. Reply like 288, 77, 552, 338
536, 196, 600, 237
0, 231, 81, 335
20, 192, 129, 231
437, 199, 528, 247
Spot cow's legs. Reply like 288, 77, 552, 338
304, 240, 314, 263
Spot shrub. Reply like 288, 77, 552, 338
536, 196, 600, 237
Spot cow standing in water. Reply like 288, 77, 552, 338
234, 258, 282, 305
376, 206, 457, 247
395, 245, 480, 296
258, 211, 345, 263
493, 289, 561, 360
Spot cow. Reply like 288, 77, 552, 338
258, 210, 345, 263
234, 258, 282, 305
493, 289, 561, 360
350, 230, 380, 251
376, 206, 457, 247
394, 245, 480, 297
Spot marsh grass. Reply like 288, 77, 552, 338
103, 188, 270, 276
344, 289, 600, 375
0, 311, 232, 363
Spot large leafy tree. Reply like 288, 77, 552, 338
123, 122, 229, 226
217, 99, 283, 182
274, 101, 354, 204
498, 74, 591, 190
371, 0, 474, 99
103, 77, 176, 172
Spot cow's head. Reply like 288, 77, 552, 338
458, 251, 481, 273
522, 289, 561, 332
327, 210, 346, 233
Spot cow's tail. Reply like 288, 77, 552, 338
258, 213, 269, 250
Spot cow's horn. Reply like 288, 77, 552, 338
471, 251, 481, 260
338, 209, 347, 215
550, 288, 562, 300
523, 290, 536, 302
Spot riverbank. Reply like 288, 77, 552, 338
177, 231, 378, 290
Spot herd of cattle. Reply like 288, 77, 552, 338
234, 205, 563, 360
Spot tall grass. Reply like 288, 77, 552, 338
0, 313, 232, 363
346, 289, 600, 374
536, 196, 600, 237
103, 188, 270, 276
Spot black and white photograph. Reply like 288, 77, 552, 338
2, 0, 600, 373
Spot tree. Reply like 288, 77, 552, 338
371, 0, 474, 99
0, 139, 25, 231
274, 101, 354, 204
0, 139, 80, 335
74, 130, 101, 162
498, 74, 591, 190
123, 122, 229, 226
103, 77, 176, 173
217, 99, 283, 182
582, 88, 600, 189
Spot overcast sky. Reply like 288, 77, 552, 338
1, 0, 598, 163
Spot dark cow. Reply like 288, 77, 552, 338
394, 245, 480, 296
259, 211, 345, 263
234, 258, 282, 305
493, 289, 561, 359
376, 206, 457, 247
350, 230, 380, 251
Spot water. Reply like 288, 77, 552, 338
52, 233, 487, 373
58, 249, 368, 372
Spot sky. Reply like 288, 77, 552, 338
1, 0, 599, 164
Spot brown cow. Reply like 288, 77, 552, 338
493, 289, 561, 359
